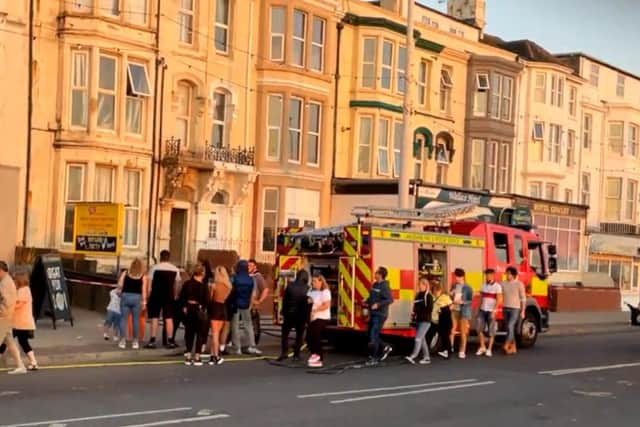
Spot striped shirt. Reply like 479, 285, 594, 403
480, 282, 502, 312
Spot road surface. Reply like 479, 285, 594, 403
1, 330, 639, 427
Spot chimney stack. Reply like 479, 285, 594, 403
447, 0, 486, 30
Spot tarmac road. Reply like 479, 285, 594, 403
1, 329, 639, 427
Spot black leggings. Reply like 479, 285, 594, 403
307, 319, 328, 360
184, 306, 208, 356
425, 321, 452, 353
0, 329, 33, 354
281, 315, 307, 357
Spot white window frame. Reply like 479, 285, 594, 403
529, 181, 542, 198
94, 165, 116, 202
392, 121, 403, 178
417, 60, 428, 106
485, 140, 497, 192
534, 72, 546, 103
179, 0, 195, 45
583, 113, 593, 149
287, 97, 303, 163
581, 173, 591, 205
439, 67, 453, 113
565, 189, 573, 204
211, 90, 228, 148
626, 179, 638, 221
532, 121, 544, 140
547, 124, 561, 163
123, 169, 142, 247
608, 121, 624, 155
357, 116, 373, 174
470, 139, 485, 190
266, 94, 283, 160
361, 37, 377, 89
568, 86, 577, 117
63, 164, 86, 244
70, 50, 89, 128
550, 75, 564, 107
498, 142, 509, 193
501, 75, 513, 121
476, 73, 490, 91
175, 81, 193, 149
310, 16, 325, 72
126, 0, 148, 26
214, 0, 230, 54
261, 188, 279, 253
566, 129, 575, 168
545, 183, 558, 201
291, 9, 307, 68
380, 40, 394, 91
628, 124, 638, 157
377, 118, 390, 176
97, 54, 117, 131
590, 63, 599, 86
125, 61, 151, 135
306, 101, 321, 166
396, 45, 407, 95
605, 177, 622, 221
617, 74, 625, 98
270, 6, 286, 62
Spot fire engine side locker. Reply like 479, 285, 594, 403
337, 257, 356, 328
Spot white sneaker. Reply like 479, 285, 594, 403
485, 349, 493, 357
308, 354, 320, 363
419, 359, 431, 365
438, 350, 449, 359
8, 367, 27, 375
308, 359, 323, 368
103, 333, 110, 341
458, 352, 466, 359
381, 345, 393, 361
404, 356, 416, 364
247, 347, 262, 355
132, 340, 140, 350
118, 339, 126, 349
113, 335, 119, 342
476, 348, 486, 356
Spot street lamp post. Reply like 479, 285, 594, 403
398, 0, 415, 209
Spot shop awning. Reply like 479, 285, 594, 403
589, 233, 640, 257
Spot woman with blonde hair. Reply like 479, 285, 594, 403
306, 273, 331, 368
117, 258, 148, 350
208, 265, 232, 365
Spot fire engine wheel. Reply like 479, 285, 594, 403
516, 311, 539, 349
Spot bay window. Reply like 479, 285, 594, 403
262, 188, 279, 252
605, 177, 622, 221
377, 118, 390, 175
292, 10, 307, 67
306, 102, 321, 166
266, 94, 283, 159
288, 97, 303, 162
270, 7, 286, 61
416, 61, 428, 106
439, 67, 453, 113
628, 124, 638, 157
126, 62, 151, 135
179, 0, 195, 45
214, 0, 230, 53
380, 40, 393, 90
396, 46, 406, 94
626, 180, 637, 221
71, 51, 89, 128
393, 122, 402, 177
608, 122, 624, 154
357, 116, 373, 174
98, 55, 117, 130
361, 38, 376, 89
123, 169, 141, 247
95, 166, 115, 202
63, 164, 86, 243
310, 17, 325, 72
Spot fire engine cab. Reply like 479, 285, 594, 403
274, 203, 557, 349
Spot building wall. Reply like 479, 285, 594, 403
0, 0, 28, 263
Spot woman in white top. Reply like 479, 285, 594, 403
306, 274, 331, 368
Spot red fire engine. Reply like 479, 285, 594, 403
274, 203, 557, 349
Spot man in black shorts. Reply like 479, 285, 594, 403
145, 250, 181, 349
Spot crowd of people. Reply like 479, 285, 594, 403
106, 250, 268, 366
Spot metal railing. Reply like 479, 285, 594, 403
164, 137, 255, 167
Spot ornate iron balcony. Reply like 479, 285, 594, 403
163, 137, 255, 167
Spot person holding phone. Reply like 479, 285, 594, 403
450, 268, 473, 359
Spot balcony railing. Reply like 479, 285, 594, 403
600, 222, 638, 235
164, 137, 255, 167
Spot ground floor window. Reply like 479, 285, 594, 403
533, 213, 581, 271
588, 257, 638, 291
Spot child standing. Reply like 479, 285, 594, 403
405, 278, 433, 365
104, 288, 121, 341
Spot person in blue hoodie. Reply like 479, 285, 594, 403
363, 266, 393, 364
230, 260, 262, 355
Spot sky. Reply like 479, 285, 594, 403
419, 0, 640, 76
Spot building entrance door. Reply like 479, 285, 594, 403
169, 208, 188, 266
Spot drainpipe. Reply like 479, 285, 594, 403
146, 0, 162, 265
331, 22, 344, 180
23, 0, 34, 246
151, 61, 167, 260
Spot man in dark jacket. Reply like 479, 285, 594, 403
277, 269, 310, 361
363, 266, 393, 364
231, 260, 262, 355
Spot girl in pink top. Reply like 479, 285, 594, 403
12, 273, 38, 370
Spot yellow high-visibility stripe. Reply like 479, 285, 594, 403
371, 228, 485, 248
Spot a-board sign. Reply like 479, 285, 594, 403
73, 203, 124, 256
31, 254, 74, 329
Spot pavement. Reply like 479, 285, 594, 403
0, 308, 635, 368
1, 327, 640, 426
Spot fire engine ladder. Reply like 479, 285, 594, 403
351, 203, 480, 226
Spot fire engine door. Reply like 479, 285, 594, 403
338, 257, 356, 328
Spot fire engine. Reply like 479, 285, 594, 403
274, 203, 557, 349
